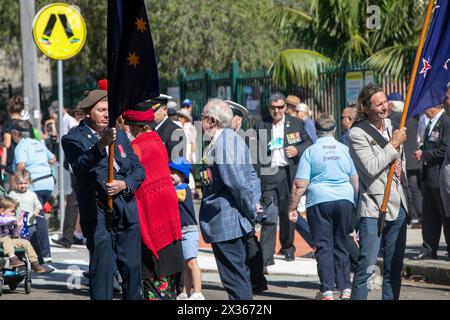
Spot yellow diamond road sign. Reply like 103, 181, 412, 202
33, 3, 87, 60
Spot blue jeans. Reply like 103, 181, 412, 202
351, 208, 407, 300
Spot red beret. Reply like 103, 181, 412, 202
122, 108, 155, 125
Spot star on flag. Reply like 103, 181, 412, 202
127, 51, 140, 67
444, 59, 450, 70
135, 17, 147, 32
419, 58, 432, 77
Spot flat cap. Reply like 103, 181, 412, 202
78, 90, 108, 109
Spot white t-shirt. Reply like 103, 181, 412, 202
183, 122, 197, 163
63, 113, 79, 135
9, 190, 42, 226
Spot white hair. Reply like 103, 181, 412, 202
296, 103, 311, 117
203, 99, 233, 128
390, 100, 404, 113
167, 101, 178, 109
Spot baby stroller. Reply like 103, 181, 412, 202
0, 246, 32, 295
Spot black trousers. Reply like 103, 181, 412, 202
421, 185, 450, 254
62, 175, 79, 244
260, 166, 295, 264
244, 231, 267, 291
407, 169, 423, 222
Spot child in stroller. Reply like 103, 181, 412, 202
0, 196, 50, 273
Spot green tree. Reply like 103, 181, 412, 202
0, 0, 287, 84
270, 0, 425, 86
147, 0, 283, 81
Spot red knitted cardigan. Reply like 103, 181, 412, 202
131, 131, 182, 259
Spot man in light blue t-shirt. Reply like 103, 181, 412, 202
288, 113, 358, 301
11, 120, 57, 262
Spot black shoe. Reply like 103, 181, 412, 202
412, 251, 437, 260
301, 251, 315, 259
72, 236, 86, 245
52, 238, 72, 248
285, 253, 295, 262
253, 285, 268, 294
263, 258, 275, 267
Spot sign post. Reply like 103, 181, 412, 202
32, 3, 86, 235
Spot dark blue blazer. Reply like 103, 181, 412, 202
61, 121, 145, 224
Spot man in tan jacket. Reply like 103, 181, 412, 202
348, 84, 408, 300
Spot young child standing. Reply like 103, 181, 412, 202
0, 196, 50, 273
8, 170, 47, 266
169, 158, 205, 300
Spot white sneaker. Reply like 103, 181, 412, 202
177, 292, 189, 300
188, 292, 205, 300
340, 288, 352, 300
315, 290, 334, 300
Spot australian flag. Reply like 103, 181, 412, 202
20, 211, 30, 241
107, 0, 160, 127
408, 0, 450, 118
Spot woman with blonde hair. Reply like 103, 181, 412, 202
296, 103, 317, 143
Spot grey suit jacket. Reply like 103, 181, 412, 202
349, 119, 408, 221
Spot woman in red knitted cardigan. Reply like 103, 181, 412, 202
122, 104, 184, 300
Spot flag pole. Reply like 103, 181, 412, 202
106, 144, 114, 231
378, 0, 435, 236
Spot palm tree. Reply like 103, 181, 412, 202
270, 0, 425, 86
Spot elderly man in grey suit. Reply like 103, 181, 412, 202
199, 99, 261, 300
348, 84, 408, 300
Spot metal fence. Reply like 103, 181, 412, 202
170, 61, 412, 136
0, 62, 411, 186
1, 60, 411, 128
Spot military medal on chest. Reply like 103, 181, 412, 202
118, 144, 127, 158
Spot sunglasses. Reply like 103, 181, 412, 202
200, 114, 216, 122
269, 104, 286, 110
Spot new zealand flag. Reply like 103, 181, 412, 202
408, 0, 450, 118
107, 0, 160, 127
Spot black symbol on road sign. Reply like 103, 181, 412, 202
41, 14, 79, 45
